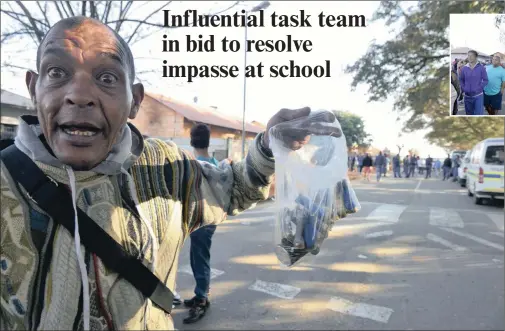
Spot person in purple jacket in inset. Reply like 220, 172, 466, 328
459, 50, 489, 115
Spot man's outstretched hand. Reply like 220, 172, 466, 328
262, 107, 342, 151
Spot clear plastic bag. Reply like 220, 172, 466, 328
269, 110, 361, 267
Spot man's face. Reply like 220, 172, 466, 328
27, 20, 144, 170
468, 52, 477, 63
492, 55, 501, 66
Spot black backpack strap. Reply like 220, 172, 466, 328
0, 145, 174, 314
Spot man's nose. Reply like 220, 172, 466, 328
64, 73, 97, 109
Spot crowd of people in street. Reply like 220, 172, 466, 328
451, 51, 505, 115
348, 152, 463, 183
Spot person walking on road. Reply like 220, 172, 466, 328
484, 55, 505, 115
425, 155, 433, 179
434, 158, 442, 177
459, 50, 489, 115
383, 154, 390, 177
393, 154, 402, 178
358, 154, 364, 173
374, 152, 386, 182
417, 156, 424, 175
403, 155, 410, 178
362, 153, 373, 181
180, 124, 220, 324
409, 155, 417, 178
443, 155, 453, 180
452, 155, 462, 182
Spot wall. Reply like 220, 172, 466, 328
129, 95, 186, 137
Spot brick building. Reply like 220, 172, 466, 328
131, 92, 263, 139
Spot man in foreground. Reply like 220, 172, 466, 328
460, 50, 489, 115
0, 17, 343, 331
484, 55, 505, 115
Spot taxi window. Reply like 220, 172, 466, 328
484, 145, 504, 165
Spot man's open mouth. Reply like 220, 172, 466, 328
59, 123, 102, 137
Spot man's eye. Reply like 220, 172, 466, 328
47, 67, 67, 79
98, 73, 118, 84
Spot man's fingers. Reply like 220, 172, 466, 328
280, 107, 311, 121
307, 111, 336, 123
306, 123, 342, 137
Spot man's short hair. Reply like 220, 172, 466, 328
36, 16, 135, 82
468, 50, 478, 57
190, 123, 211, 149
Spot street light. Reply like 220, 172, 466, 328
241, 1, 271, 159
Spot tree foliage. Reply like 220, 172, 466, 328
345, 1, 505, 150
333, 111, 372, 149
0, 1, 240, 79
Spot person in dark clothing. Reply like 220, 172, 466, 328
409, 155, 417, 178
181, 124, 220, 324
443, 155, 452, 180
403, 156, 410, 178
425, 155, 433, 179
393, 154, 402, 178
362, 153, 373, 181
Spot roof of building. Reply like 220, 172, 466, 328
146, 92, 265, 134
451, 47, 490, 57
1, 89, 34, 109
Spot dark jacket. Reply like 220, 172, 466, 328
443, 158, 452, 168
362, 156, 373, 167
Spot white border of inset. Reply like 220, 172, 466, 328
449, 13, 505, 117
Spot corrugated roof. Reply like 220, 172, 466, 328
1, 89, 34, 109
146, 92, 265, 134
451, 47, 490, 57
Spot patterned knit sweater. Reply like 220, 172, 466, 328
0, 121, 274, 330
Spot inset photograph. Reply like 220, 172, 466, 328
450, 13, 505, 116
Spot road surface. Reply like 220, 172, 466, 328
172, 174, 504, 330
455, 93, 505, 115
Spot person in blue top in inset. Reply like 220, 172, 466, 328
484, 54, 505, 115
179, 123, 219, 324
459, 50, 489, 115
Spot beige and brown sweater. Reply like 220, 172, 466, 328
0, 116, 274, 330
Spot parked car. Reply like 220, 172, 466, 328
457, 150, 472, 187
466, 138, 504, 205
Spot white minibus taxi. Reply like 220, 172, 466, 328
467, 138, 504, 205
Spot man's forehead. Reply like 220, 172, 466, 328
43, 22, 118, 50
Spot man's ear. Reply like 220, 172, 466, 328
26, 70, 38, 106
129, 83, 145, 119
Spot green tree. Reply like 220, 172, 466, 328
333, 111, 372, 149
345, 1, 505, 150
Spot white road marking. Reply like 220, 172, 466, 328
365, 230, 394, 239
414, 180, 423, 192
358, 254, 368, 259
178, 265, 225, 280
490, 232, 504, 238
492, 258, 502, 263
488, 214, 504, 231
426, 233, 467, 251
440, 228, 504, 251
465, 263, 494, 267
248, 280, 300, 300
429, 208, 464, 228
327, 296, 394, 323
366, 204, 407, 223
